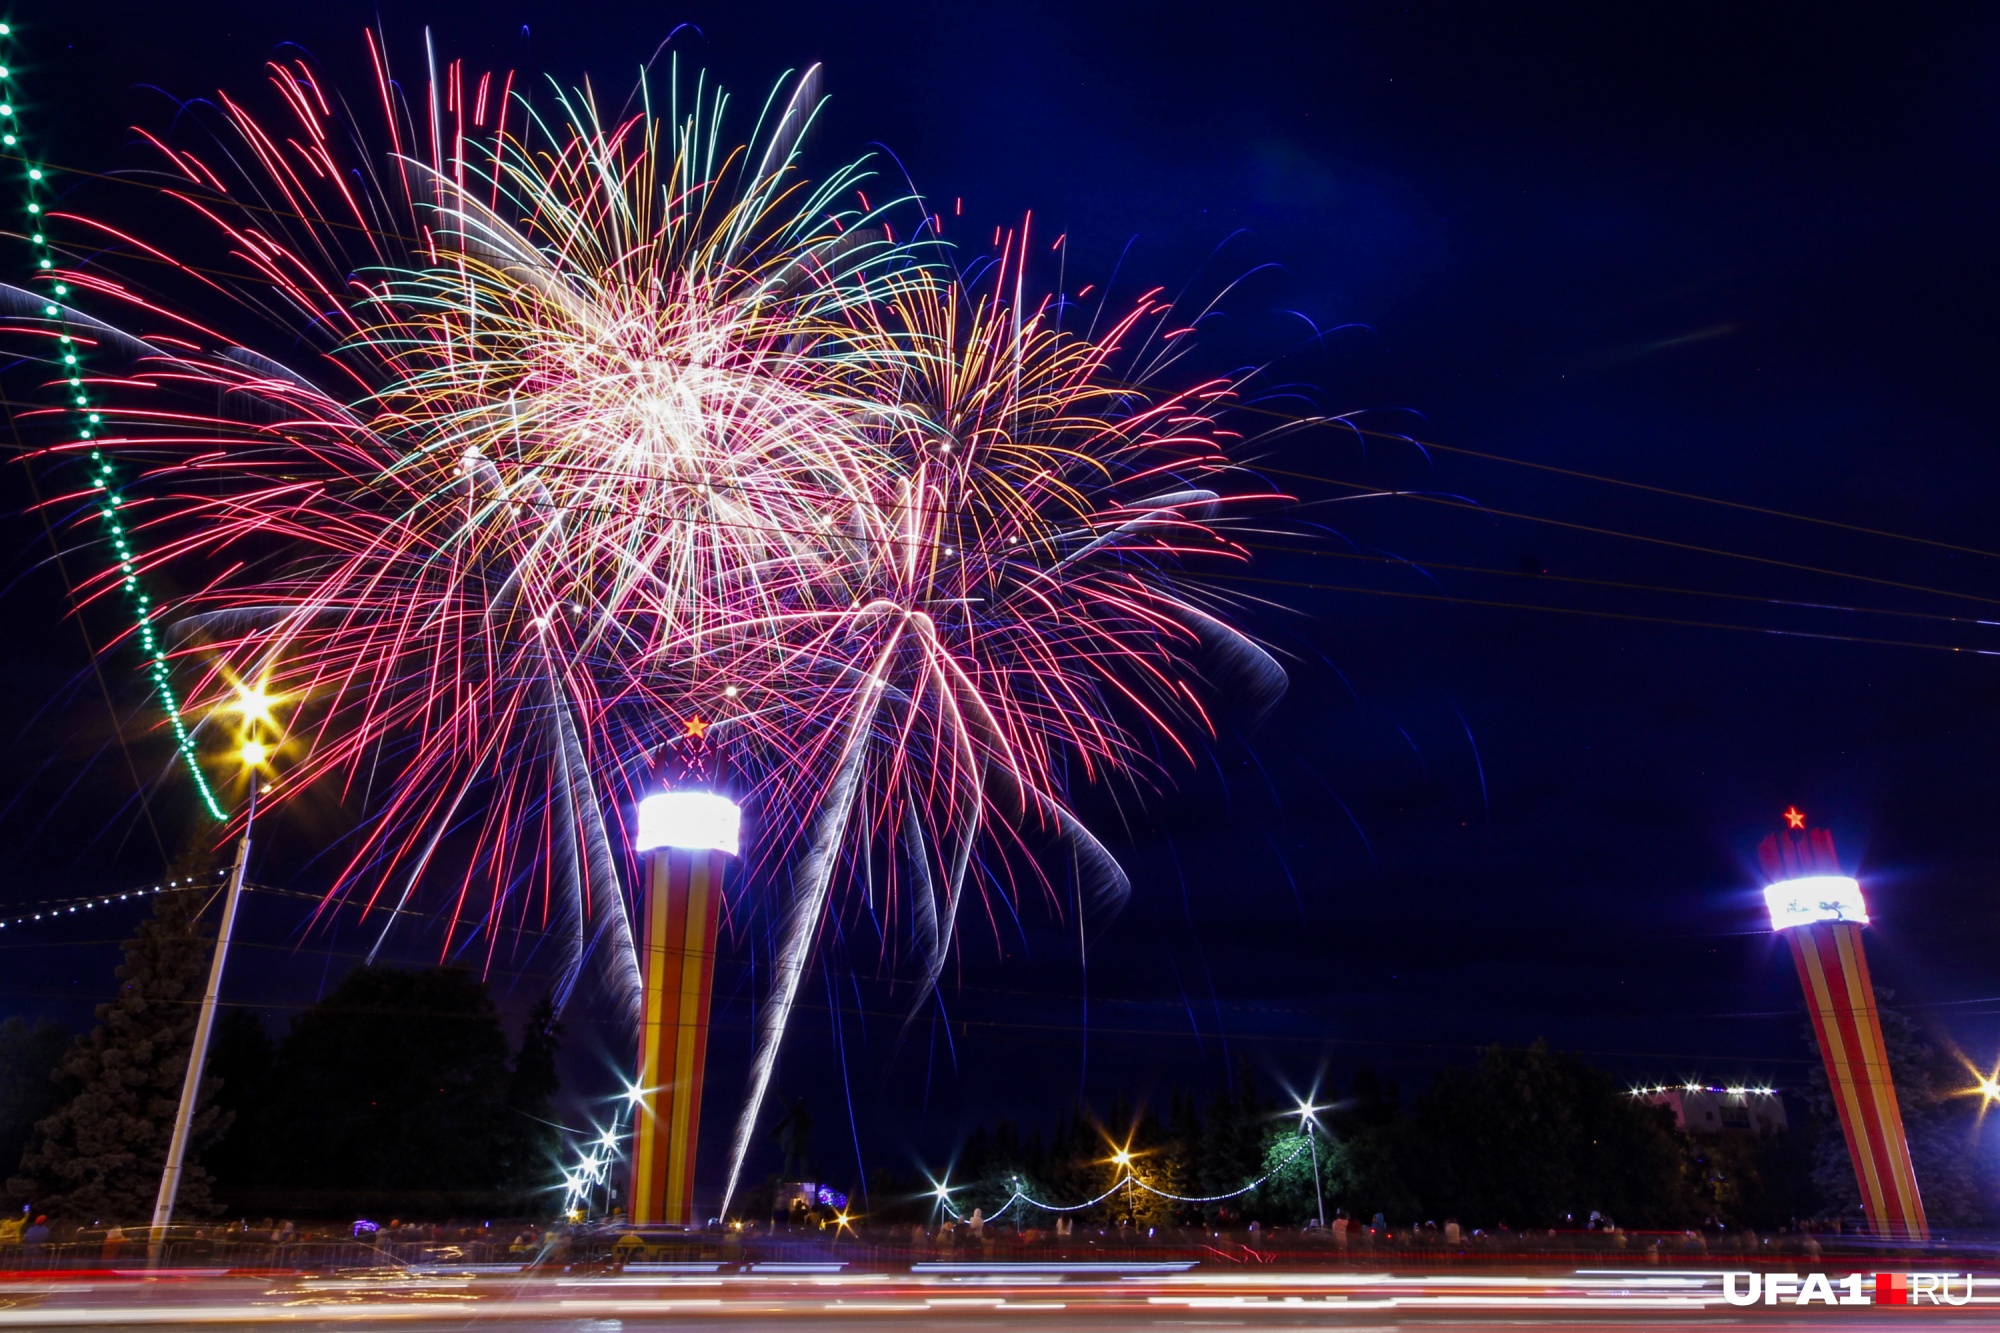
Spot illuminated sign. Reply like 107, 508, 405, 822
635, 791, 742, 856
1763, 875, 1867, 931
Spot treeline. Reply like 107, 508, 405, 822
935, 1047, 1823, 1231
934, 1031, 1997, 1232
1, 890, 564, 1222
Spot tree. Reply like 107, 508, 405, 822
1681, 1121, 1822, 1229
8, 886, 224, 1221
0, 1018, 70, 1207
1198, 1063, 1269, 1221
252, 966, 518, 1209
501, 992, 563, 1195
1325, 1067, 1417, 1224
1256, 1124, 1324, 1223
1401, 1042, 1692, 1228
202, 1009, 275, 1205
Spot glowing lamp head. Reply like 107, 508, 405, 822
634, 790, 741, 857
1763, 875, 1868, 931
238, 739, 270, 768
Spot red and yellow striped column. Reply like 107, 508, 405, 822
629, 791, 739, 1227
1761, 817, 1927, 1240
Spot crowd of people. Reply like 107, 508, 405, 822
0, 1203, 1915, 1271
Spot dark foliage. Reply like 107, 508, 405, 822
0, 1017, 70, 1208
7, 885, 223, 1222
206, 966, 562, 1215
1681, 1119, 1823, 1229
504, 992, 564, 1187
942, 1046, 1833, 1231
1398, 1043, 1692, 1227
202, 1008, 275, 1194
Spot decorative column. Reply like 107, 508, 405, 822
1760, 810, 1927, 1239
629, 790, 740, 1227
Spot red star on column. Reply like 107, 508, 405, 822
682, 716, 710, 739
1783, 806, 1806, 829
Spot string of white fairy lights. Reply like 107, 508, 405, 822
934, 1134, 1315, 1223
1, 21, 225, 821
0, 868, 228, 933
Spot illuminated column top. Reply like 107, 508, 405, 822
1759, 808, 1866, 932
1763, 875, 1868, 931
635, 791, 742, 857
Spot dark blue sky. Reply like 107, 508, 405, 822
5, 2, 2000, 1200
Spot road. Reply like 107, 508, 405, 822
1, 1263, 1995, 1328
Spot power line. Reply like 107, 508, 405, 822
1205, 569, 2000, 657
1261, 469, 2000, 610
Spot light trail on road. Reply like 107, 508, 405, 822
2, 1263, 1996, 1328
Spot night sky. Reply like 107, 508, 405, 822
5, 2, 2000, 1201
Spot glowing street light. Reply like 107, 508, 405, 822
1295, 1098, 1326, 1230
225, 680, 280, 728
1107, 1143, 1140, 1223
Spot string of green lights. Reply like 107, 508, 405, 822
2, 21, 224, 820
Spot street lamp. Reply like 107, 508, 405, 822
1295, 1099, 1326, 1230
150, 685, 284, 1263
1109, 1146, 1137, 1225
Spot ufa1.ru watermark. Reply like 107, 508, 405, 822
1721, 1273, 1974, 1306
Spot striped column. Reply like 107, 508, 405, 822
629, 845, 726, 1226
1788, 922, 1926, 1239
1761, 822, 1927, 1240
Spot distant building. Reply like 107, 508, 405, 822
1633, 1083, 1787, 1134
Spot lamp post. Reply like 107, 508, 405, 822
1295, 1099, 1325, 1230
1111, 1148, 1135, 1225
150, 687, 281, 1264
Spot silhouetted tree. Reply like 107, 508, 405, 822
1682, 1120, 1822, 1229
1326, 1067, 1417, 1223
250, 966, 518, 1209
8, 886, 223, 1221
202, 1009, 275, 1205
1400, 1042, 1691, 1227
0, 1017, 70, 1207
502, 992, 563, 1194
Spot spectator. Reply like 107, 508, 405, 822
23, 1216, 50, 1250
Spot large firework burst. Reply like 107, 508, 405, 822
17, 39, 1284, 1210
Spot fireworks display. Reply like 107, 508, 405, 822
17, 39, 1284, 1209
